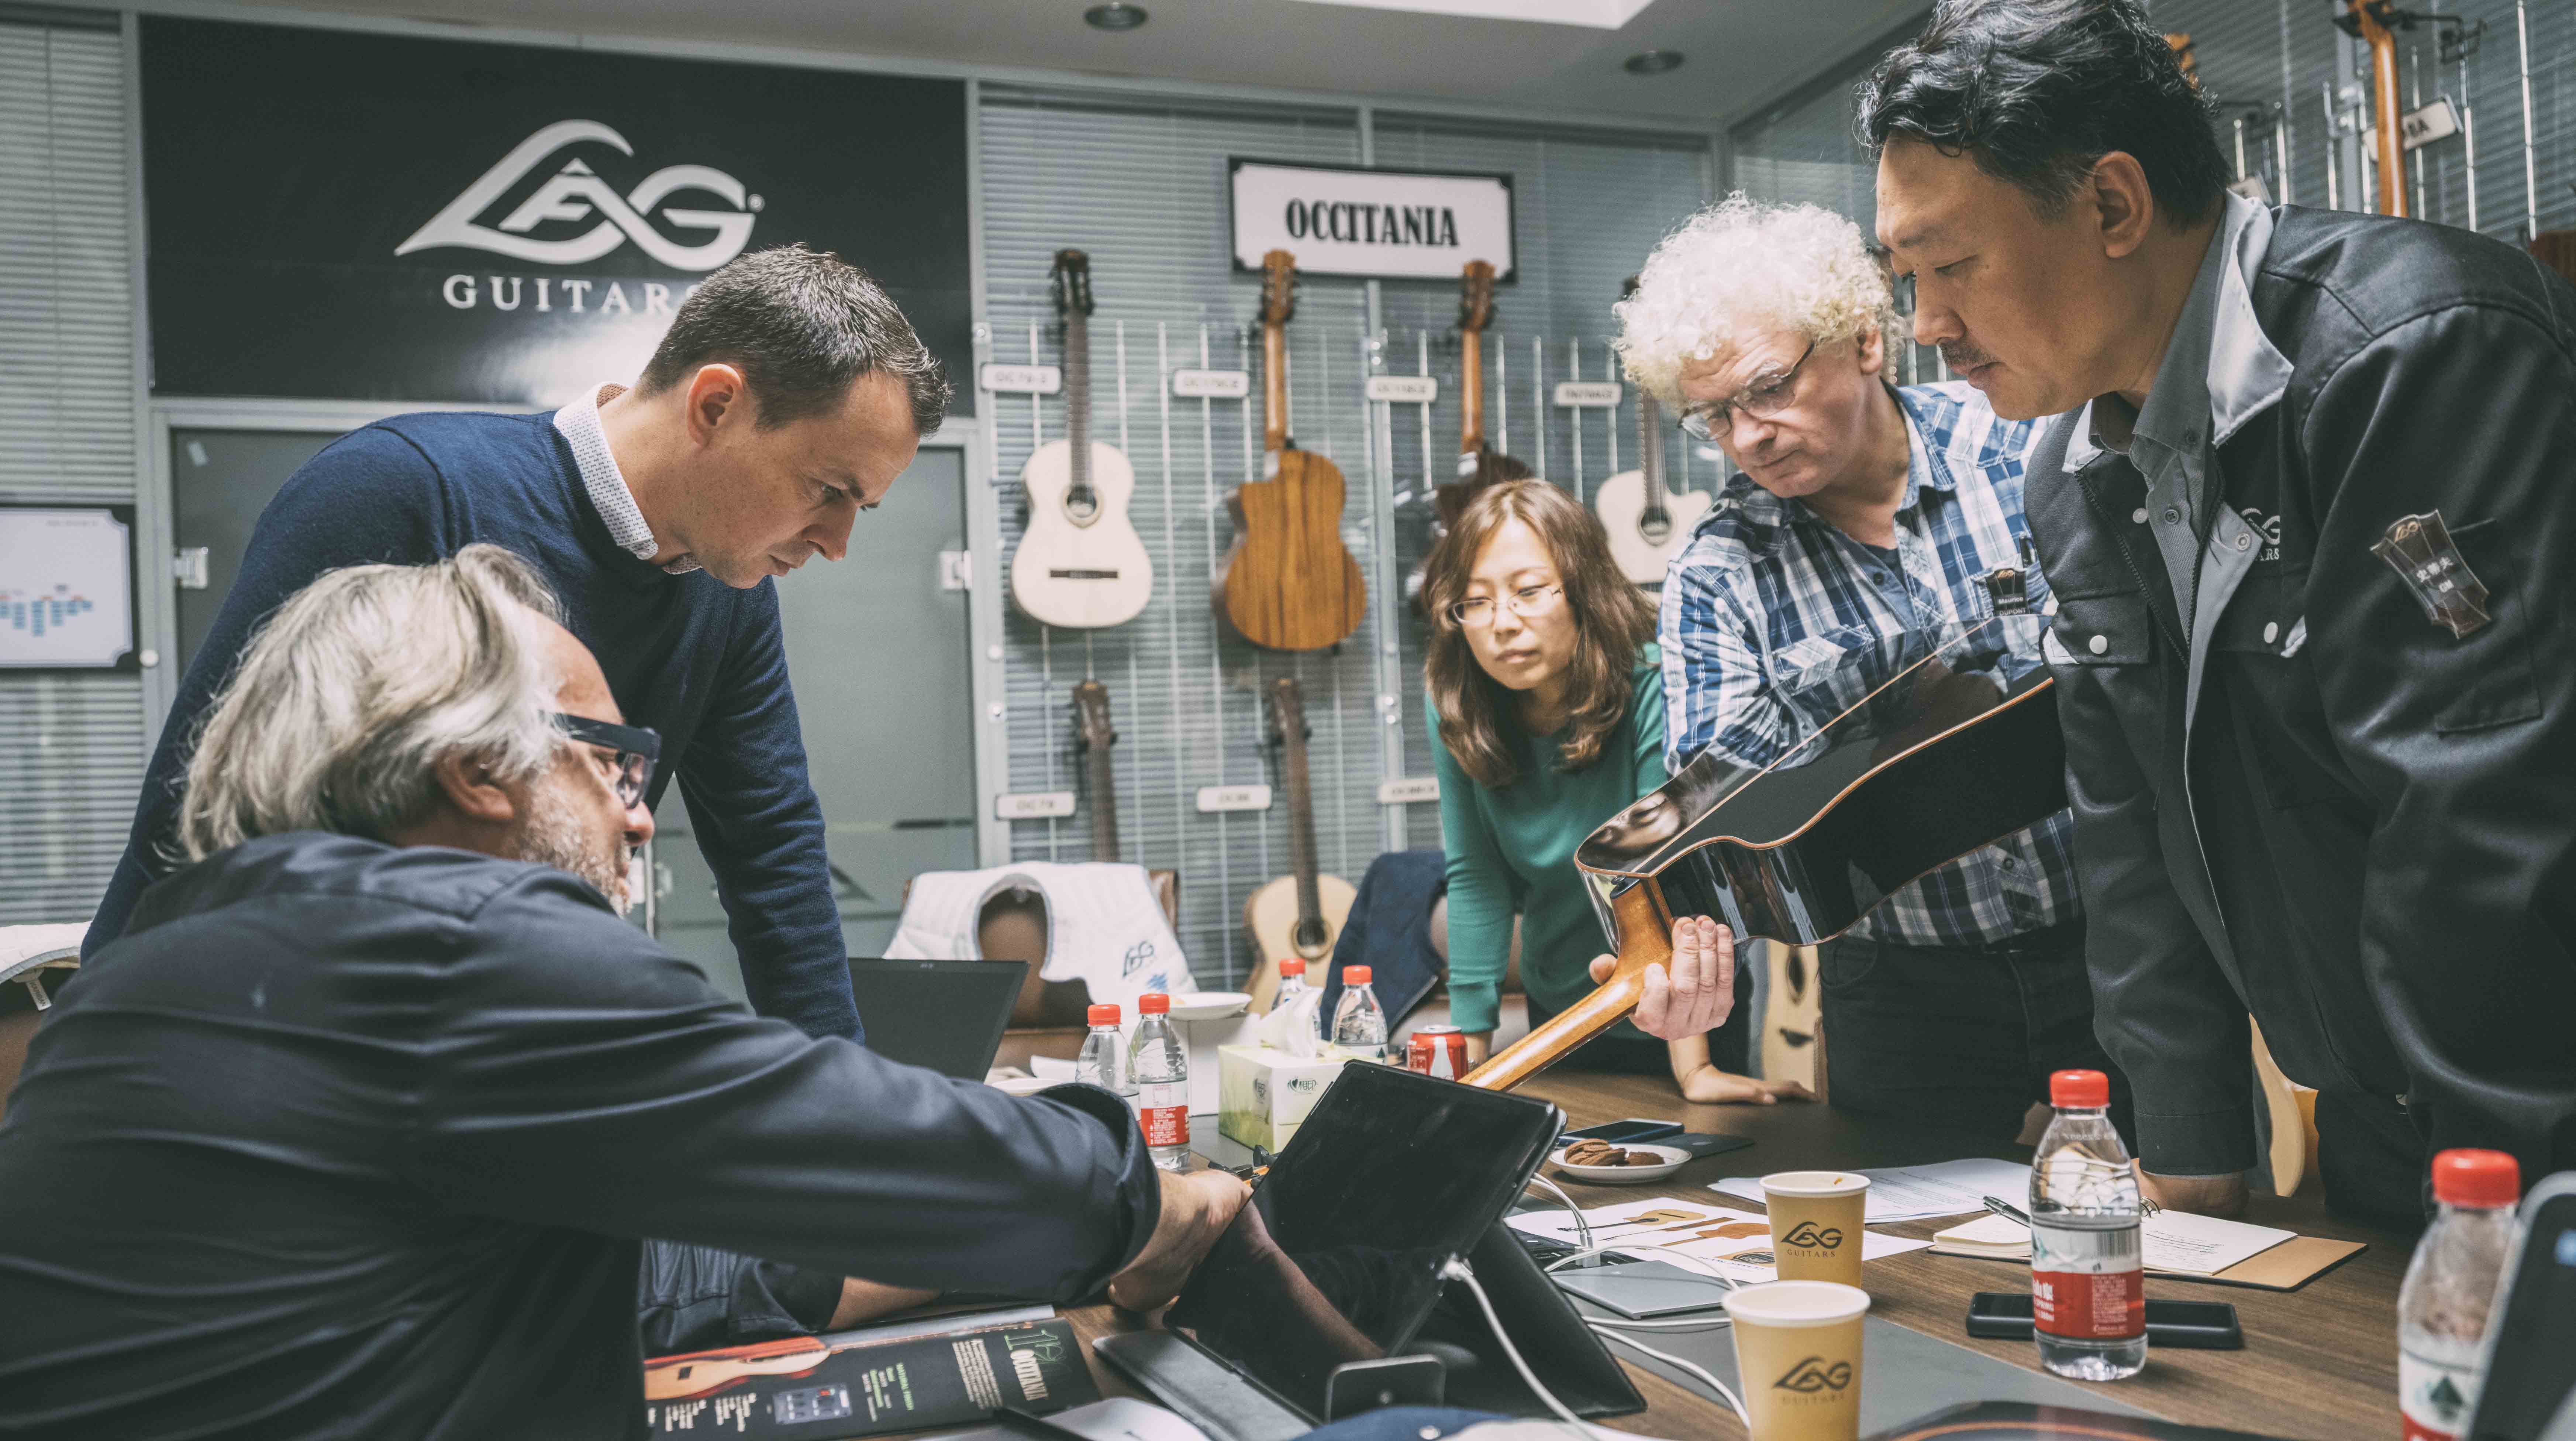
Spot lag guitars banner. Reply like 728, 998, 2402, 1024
139, 16, 973, 412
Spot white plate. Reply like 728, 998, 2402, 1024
1166, 991, 1252, 1021
988, 1075, 1055, 1097
1551, 1142, 1690, 1184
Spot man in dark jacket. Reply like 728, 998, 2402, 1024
0, 545, 1245, 1441
83, 243, 941, 1046
1864, 0, 2575, 1224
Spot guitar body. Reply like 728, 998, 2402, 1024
1214, 448, 1366, 651
1011, 439, 1153, 628
1242, 872, 1356, 1014
1593, 468, 1712, 585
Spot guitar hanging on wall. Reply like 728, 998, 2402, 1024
1462, 602, 2069, 1091
1010, 250, 1154, 629
1213, 251, 1367, 652
1409, 259, 1532, 611
1594, 276, 1709, 587
1073, 678, 1182, 928
1243, 676, 1354, 1015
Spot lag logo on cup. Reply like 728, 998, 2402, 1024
1774, 1357, 1855, 1394
1778, 1221, 1845, 1251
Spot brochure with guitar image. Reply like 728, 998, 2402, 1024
1930, 1210, 2365, 1290
644, 1316, 1099, 1437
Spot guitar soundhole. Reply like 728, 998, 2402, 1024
1291, 916, 1331, 957
1064, 486, 1100, 524
1639, 507, 1672, 544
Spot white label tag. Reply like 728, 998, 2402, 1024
2401, 97, 2461, 150
1376, 777, 1440, 804
1196, 784, 1273, 813
1554, 381, 1624, 408
1171, 368, 1251, 399
1365, 374, 1439, 403
980, 363, 1062, 395
994, 790, 1076, 819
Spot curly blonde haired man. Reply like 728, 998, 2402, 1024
1615, 193, 2132, 1146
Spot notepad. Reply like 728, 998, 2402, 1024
1931, 1210, 2366, 1290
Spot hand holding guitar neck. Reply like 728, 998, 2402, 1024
1010, 249, 1154, 629
1596, 275, 1710, 585
1213, 250, 1367, 652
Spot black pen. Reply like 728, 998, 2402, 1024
992, 1405, 1092, 1441
1980, 1194, 2031, 1227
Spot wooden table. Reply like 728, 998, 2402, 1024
1059, 1072, 2411, 1441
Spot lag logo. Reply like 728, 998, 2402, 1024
397, 120, 763, 272
1773, 1357, 1853, 1394
1778, 1221, 1845, 1250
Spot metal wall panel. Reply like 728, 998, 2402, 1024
978, 86, 1709, 987
0, 16, 143, 925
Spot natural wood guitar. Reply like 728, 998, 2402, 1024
1011, 250, 1154, 628
1464, 608, 2066, 1091
1243, 676, 1355, 1014
1214, 250, 1366, 652
1594, 276, 1710, 587
1430, 259, 1534, 530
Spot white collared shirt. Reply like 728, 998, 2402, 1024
552, 383, 701, 575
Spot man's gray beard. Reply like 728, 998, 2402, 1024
515, 774, 633, 914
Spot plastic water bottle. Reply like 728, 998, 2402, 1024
2399, 1149, 2521, 1441
1127, 993, 1189, 1172
1330, 965, 1388, 1064
1273, 957, 1311, 1029
1075, 1003, 1132, 1104
2029, 1069, 2146, 1381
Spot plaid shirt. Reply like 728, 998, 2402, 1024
1658, 381, 2081, 948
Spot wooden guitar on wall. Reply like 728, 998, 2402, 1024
1214, 250, 1366, 653
1073, 678, 1182, 933
1462, 604, 2068, 1091
1594, 276, 1710, 587
1010, 250, 1154, 628
1244, 676, 1355, 1014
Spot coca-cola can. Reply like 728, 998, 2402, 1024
1407, 1025, 1469, 1081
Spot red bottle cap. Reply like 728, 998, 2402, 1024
1138, 993, 1169, 1015
2049, 1070, 2110, 1109
1344, 966, 1372, 985
2432, 1148, 2521, 1208
1279, 958, 1306, 977
1087, 1004, 1120, 1027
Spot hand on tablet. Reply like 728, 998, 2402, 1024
1107, 1168, 1251, 1311
1590, 915, 1735, 1042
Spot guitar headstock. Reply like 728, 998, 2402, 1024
1073, 679, 1117, 752
1458, 259, 1496, 335
1051, 250, 1094, 319
1266, 676, 1311, 745
1261, 250, 1298, 327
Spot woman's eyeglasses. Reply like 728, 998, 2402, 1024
552, 713, 660, 809
1445, 584, 1565, 630
1676, 339, 1817, 442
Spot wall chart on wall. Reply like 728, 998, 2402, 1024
0, 506, 137, 673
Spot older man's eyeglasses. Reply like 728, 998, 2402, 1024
553, 713, 660, 809
1445, 584, 1564, 630
1676, 339, 1817, 442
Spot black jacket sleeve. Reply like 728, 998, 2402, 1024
2051, 652, 2258, 1176
2297, 302, 2576, 1174
407, 870, 1159, 1300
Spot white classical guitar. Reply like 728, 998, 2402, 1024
1010, 250, 1153, 628
1595, 276, 1710, 587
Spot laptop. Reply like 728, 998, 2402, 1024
844, 958, 1028, 1080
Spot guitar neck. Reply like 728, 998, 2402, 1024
1065, 309, 1092, 489
1086, 735, 1120, 861
1459, 326, 1485, 457
1272, 681, 1324, 931
1638, 388, 1667, 509
1263, 319, 1289, 453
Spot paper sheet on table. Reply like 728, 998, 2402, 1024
1931, 1208, 2295, 1276
922, 1398, 1213, 1441
1712, 1157, 2035, 1222
1613, 1205, 1932, 1283
1509, 1197, 1740, 1246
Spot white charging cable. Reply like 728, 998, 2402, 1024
1584, 1324, 1751, 1427
1441, 1255, 1750, 1435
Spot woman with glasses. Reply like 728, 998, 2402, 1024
1420, 480, 1803, 1102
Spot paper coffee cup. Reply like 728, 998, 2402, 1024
1727, 1280, 1870, 1441
1761, 1171, 1869, 1287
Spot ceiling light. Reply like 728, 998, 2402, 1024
1623, 49, 1684, 75
1084, 3, 1149, 29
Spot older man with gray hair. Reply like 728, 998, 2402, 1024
0, 545, 1244, 1441
1616, 193, 2130, 1145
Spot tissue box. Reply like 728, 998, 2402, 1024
1217, 1044, 1348, 1152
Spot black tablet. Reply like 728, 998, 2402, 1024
845, 958, 1028, 1080
1163, 1063, 1563, 1421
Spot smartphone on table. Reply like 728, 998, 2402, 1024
1965, 1291, 2243, 1349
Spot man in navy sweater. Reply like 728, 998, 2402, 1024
86, 243, 948, 1043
